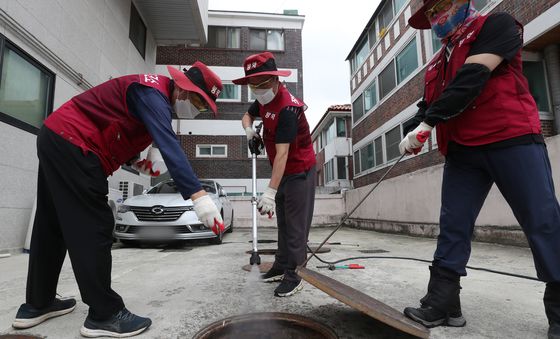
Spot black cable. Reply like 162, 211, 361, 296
306, 245, 539, 282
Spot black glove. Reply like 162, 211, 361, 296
248, 135, 264, 155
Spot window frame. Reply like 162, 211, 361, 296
206, 26, 241, 49
216, 83, 241, 102
196, 144, 228, 158
249, 28, 285, 51
0, 35, 55, 135
129, 2, 147, 59
396, 37, 419, 84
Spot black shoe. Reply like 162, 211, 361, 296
12, 298, 77, 329
274, 279, 303, 297
261, 267, 284, 282
404, 305, 466, 328
80, 308, 151, 338
549, 322, 560, 339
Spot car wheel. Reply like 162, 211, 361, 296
210, 230, 223, 245
226, 210, 233, 233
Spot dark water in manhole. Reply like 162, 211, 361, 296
192, 312, 338, 339
0, 335, 44, 339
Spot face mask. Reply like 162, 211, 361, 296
173, 99, 200, 119
251, 88, 276, 105
428, 0, 470, 39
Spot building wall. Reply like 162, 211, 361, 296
344, 134, 560, 246
156, 12, 305, 193
0, 0, 159, 251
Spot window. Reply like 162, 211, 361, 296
337, 157, 347, 179
336, 118, 346, 137
379, 1, 394, 31
352, 94, 364, 121
217, 83, 241, 102
354, 150, 360, 174
385, 126, 401, 161
367, 25, 377, 49
523, 61, 552, 113
0, 37, 55, 133
129, 3, 146, 58
394, 0, 408, 14
364, 81, 377, 112
355, 38, 369, 70
207, 26, 241, 48
360, 143, 374, 172
325, 120, 336, 145
471, 0, 491, 11
324, 159, 335, 183
374, 136, 383, 166
379, 60, 396, 99
396, 38, 418, 84
431, 31, 442, 53
249, 29, 284, 50
196, 145, 227, 157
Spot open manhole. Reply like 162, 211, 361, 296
248, 239, 277, 244
192, 312, 338, 339
0, 335, 44, 339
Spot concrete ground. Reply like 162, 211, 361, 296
0, 227, 549, 339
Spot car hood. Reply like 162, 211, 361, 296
123, 194, 193, 207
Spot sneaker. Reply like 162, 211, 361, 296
80, 308, 151, 338
261, 267, 284, 282
12, 298, 77, 329
274, 279, 303, 297
404, 305, 466, 328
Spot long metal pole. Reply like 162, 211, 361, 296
301, 153, 406, 268
251, 153, 258, 254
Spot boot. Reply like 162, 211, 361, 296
404, 266, 466, 328
544, 282, 560, 339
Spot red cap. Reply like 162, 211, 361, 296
232, 52, 291, 85
408, 0, 440, 29
167, 62, 222, 115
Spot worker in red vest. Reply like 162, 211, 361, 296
399, 0, 560, 336
12, 62, 225, 338
235, 52, 316, 297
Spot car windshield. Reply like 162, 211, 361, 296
147, 181, 179, 194
146, 180, 216, 195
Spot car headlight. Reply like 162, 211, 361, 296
117, 205, 131, 213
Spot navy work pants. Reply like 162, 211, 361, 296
273, 166, 316, 282
26, 126, 124, 320
434, 143, 560, 282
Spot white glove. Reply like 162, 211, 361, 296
132, 159, 159, 177
398, 122, 433, 155
193, 194, 224, 235
146, 147, 167, 175
257, 187, 277, 218
245, 127, 258, 141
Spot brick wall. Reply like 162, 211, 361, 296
179, 134, 272, 179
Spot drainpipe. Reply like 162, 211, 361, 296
544, 44, 560, 135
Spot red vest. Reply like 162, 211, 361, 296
425, 15, 541, 155
44, 74, 172, 175
256, 85, 316, 175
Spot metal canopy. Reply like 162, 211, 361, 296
297, 267, 430, 338
133, 0, 207, 45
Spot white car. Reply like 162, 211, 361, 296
114, 179, 233, 245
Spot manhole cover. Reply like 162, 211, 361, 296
358, 249, 389, 254
192, 312, 338, 339
0, 335, 44, 339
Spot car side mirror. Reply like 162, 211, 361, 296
219, 189, 227, 197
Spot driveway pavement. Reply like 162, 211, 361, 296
0, 227, 548, 338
